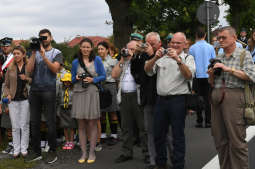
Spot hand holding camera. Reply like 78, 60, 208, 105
208, 58, 223, 76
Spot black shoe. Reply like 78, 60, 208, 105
145, 164, 156, 169
153, 165, 168, 169
44, 151, 58, 164
115, 154, 133, 163
25, 152, 42, 162
2, 145, 13, 154
107, 137, 119, 146
195, 123, 203, 128
205, 123, 211, 128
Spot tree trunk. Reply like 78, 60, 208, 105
105, 0, 133, 50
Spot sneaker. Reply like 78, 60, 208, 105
95, 143, 102, 152
8, 148, 14, 155
44, 151, 58, 164
25, 152, 42, 162
2, 145, 13, 154
42, 142, 50, 153
67, 142, 75, 150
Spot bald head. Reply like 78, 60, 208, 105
169, 32, 186, 55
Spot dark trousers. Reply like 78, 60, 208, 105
120, 92, 147, 157
29, 91, 57, 155
154, 95, 186, 169
194, 78, 211, 124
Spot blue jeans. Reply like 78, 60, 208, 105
154, 95, 186, 169
29, 91, 57, 155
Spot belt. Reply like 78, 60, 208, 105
105, 82, 116, 84
159, 94, 185, 100
122, 90, 136, 93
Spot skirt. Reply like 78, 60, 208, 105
101, 83, 119, 112
72, 85, 100, 120
59, 106, 77, 128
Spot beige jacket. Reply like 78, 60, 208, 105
3, 64, 32, 99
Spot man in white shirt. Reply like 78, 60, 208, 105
112, 40, 147, 163
145, 32, 196, 169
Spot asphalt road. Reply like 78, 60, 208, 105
30, 114, 217, 169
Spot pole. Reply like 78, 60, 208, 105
206, 0, 210, 43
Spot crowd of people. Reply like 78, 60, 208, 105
0, 26, 254, 169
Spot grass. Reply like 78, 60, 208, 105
0, 137, 35, 169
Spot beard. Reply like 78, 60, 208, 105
42, 41, 51, 49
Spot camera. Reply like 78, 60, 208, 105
78, 73, 90, 88
208, 58, 222, 76
140, 43, 148, 49
120, 48, 130, 58
163, 48, 168, 55
29, 36, 47, 51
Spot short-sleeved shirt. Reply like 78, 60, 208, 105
31, 48, 63, 92
214, 47, 255, 89
102, 55, 118, 83
147, 51, 196, 96
189, 40, 216, 78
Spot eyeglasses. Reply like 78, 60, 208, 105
217, 36, 227, 41
170, 41, 183, 45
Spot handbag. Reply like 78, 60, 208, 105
78, 59, 112, 109
239, 50, 255, 125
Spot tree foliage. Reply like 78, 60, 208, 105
105, 0, 204, 49
224, 0, 255, 33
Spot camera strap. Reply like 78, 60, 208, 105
78, 57, 102, 90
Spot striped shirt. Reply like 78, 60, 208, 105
214, 47, 255, 88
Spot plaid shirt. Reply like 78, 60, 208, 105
214, 47, 255, 88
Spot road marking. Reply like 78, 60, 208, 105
202, 126, 255, 169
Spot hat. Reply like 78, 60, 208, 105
241, 28, 246, 33
166, 33, 173, 42
1, 37, 13, 46
130, 33, 143, 41
61, 72, 71, 82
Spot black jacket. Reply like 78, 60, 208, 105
131, 52, 157, 106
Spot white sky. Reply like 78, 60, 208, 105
0, 0, 113, 42
0, 0, 229, 42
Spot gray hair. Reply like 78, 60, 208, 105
145, 32, 161, 42
217, 26, 236, 36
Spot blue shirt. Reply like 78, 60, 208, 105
246, 46, 255, 62
189, 40, 216, 78
71, 56, 106, 84
218, 41, 243, 55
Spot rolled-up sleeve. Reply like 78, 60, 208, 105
185, 55, 196, 78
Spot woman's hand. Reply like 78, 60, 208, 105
7, 95, 11, 103
76, 75, 81, 80
84, 77, 93, 83
19, 74, 27, 81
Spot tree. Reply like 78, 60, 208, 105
105, 0, 204, 49
224, 0, 255, 33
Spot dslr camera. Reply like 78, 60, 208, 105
208, 58, 222, 76
29, 36, 47, 51
78, 73, 90, 88
120, 48, 130, 58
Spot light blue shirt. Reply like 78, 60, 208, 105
218, 41, 243, 55
189, 40, 216, 78
246, 46, 255, 62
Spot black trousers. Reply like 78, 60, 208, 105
29, 91, 57, 155
194, 78, 211, 124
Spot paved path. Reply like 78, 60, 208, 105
0, 115, 218, 169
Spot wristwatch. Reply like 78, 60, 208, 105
119, 63, 124, 68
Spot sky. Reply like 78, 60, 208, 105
0, 0, 229, 43
0, 0, 113, 42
